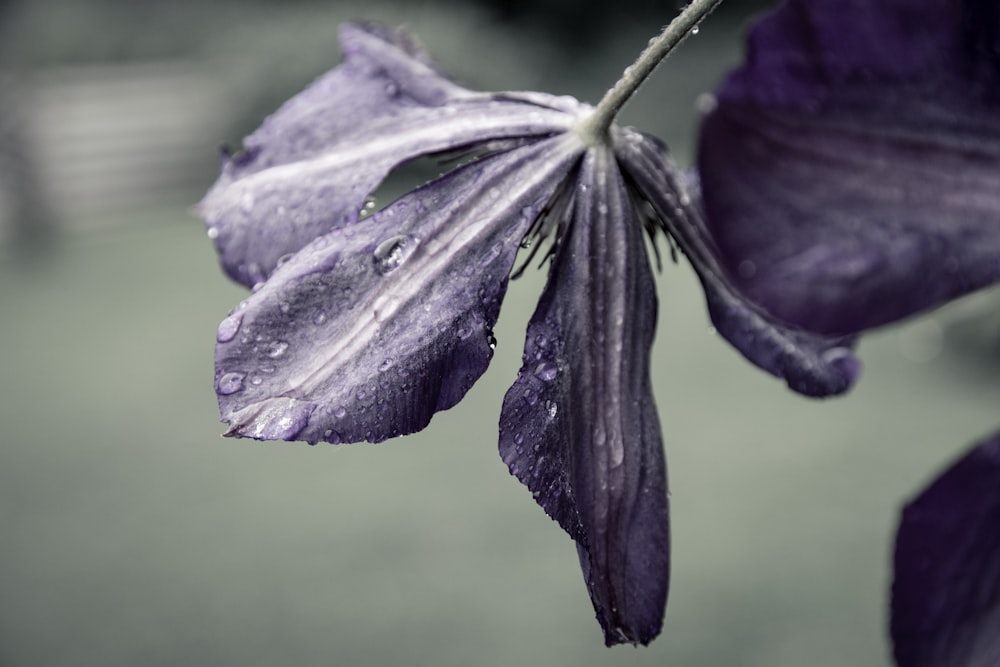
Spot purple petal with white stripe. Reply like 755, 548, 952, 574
215, 135, 584, 444
199, 22, 581, 288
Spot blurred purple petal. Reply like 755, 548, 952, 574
615, 129, 859, 397
216, 136, 584, 443
199, 22, 581, 288
499, 146, 669, 645
892, 431, 1000, 667
698, 0, 1000, 335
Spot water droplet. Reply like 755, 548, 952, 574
266, 340, 289, 358
546, 400, 558, 419
276, 253, 294, 268
334, 405, 347, 418
534, 361, 558, 382
379, 358, 393, 371
216, 313, 243, 343
373, 235, 418, 274
534, 333, 549, 348
456, 324, 474, 340
250, 375, 263, 386
514, 432, 524, 445
481, 241, 504, 266
217, 372, 246, 395
278, 301, 291, 314
357, 389, 368, 401
260, 364, 275, 374
359, 197, 377, 219
207, 227, 219, 240
487, 331, 497, 350
324, 429, 342, 444
313, 311, 327, 325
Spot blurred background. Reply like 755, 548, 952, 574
0, 1, 998, 665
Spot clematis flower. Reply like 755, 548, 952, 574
198, 5, 860, 645
698, 0, 1000, 337
891, 430, 1000, 667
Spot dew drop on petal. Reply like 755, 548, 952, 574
313, 311, 327, 325
534, 361, 558, 382
266, 341, 289, 358
334, 406, 347, 419
217, 372, 246, 395
373, 234, 418, 274
207, 227, 219, 240
487, 330, 497, 350
216, 313, 243, 343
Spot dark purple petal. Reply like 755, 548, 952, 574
214, 135, 584, 444
198, 22, 582, 288
891, 431, 1000, 667
615, 128, 859, 397
698, 0, 1000, 336
499, 146, 668, 646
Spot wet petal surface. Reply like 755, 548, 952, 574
215, 135, 584, 444
499, 146, 669, 645
199, 22, 581, 288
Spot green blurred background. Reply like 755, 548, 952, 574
1, 1, 998, 665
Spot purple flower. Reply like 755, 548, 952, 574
698, 0, 1000, 337
891, 431, 1000, 667
198, 20, 856, 645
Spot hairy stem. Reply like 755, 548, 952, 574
576, 0, 724, 143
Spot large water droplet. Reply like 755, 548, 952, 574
216, 313, 243, 343
487, 330, 497, 350
217, 372, 246, 395
534, 361, 558, 382
373, 235, 418, 274
266, 341, 289, 358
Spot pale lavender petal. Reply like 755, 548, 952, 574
499, 145, 668, 646
215, 135, 585, 444
698, 0, 1000, 335
892, 431, 1000, 667
199, 22, 583, 288
614, 128, 859, 397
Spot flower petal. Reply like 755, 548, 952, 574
698, 0, 1000, 335
499, 146, 669, 646
891, 431, 1000, 667
199, 22, 581, 288
214, 135, 584, 444
615, 129, 859, 397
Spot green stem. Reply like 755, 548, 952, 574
576, 0, 724, 143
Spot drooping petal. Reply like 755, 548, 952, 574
214, 135, 584, 444
614, 128, 859, 397
499, 145, 669, 646
891, 431, 1000, 667
698, 0, 1000, 336
199, 22, 583, 288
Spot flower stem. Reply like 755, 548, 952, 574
576, 0, 724, 143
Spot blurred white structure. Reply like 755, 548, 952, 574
0, 62, 230, 240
